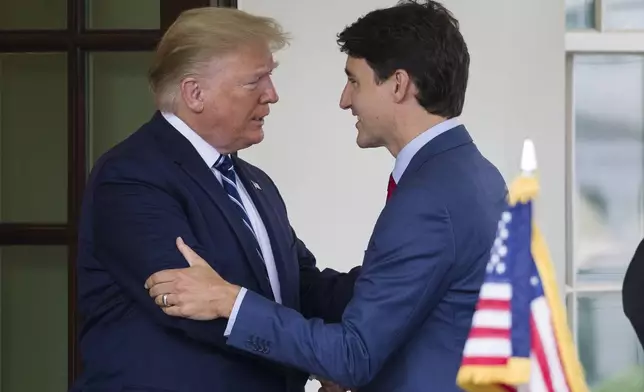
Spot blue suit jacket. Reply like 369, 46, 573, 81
71, 112, 358, 392
225, 126, 508, 392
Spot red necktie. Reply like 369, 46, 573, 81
387, 174, 397, 201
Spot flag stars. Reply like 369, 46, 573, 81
487, 211, 512, 275
498, 246, 508, 257
531, 276, 539, 286
502, 211, 512, 223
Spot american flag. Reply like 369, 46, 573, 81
456, 176, 588, 392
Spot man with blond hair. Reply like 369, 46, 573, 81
71, 7, 358, 392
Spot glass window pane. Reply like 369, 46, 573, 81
0, 0, 66, 30
0, 53, 68, 223
604, 0, 644, 31
0, 246, 68, 392
572, 54, 644, 282
87, 52, 156, 168
566, 0, 595, 30
86, 0, 160, 30
576, 293, 644, 389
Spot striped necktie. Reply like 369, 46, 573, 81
213, 155, 264, 261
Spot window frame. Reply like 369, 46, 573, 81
0, 0, 235, 386
565, 0, 644, 364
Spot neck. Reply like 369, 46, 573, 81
387, 112, 448, 157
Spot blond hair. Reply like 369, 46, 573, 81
149, 7, 289, 111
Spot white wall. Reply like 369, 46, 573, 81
237, 1, 565, 390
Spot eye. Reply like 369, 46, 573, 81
243, 79, 260, 90
246, 72, 271, 87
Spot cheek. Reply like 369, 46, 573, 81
235, 92, 262, 117
215, 100, 250, 128
353, 94, 373, 118
207, 88, 262, 130
203, 92, 229, 121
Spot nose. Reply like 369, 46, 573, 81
262, 77, 279, 104
339, 83, 351, 110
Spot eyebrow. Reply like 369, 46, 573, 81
253, 62, 279, 78
344, 68, 354, 78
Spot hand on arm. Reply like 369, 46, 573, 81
93, 166, 235, 348
143, 180, 456, 388
146, 237, 240, 320
222, 194, 456, 388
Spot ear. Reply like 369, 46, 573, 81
179, 77, 204, 113
391, 69, 412, 104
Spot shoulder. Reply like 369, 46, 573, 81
89, 125, 168, 187
406, 142, 506, 206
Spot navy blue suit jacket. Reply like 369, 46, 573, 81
71, 112, 358, 392
225, 126, 508, 392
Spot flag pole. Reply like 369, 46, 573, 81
518, 139, 590, 392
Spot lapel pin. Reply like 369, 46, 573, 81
252, 181, 262, 190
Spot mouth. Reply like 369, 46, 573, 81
251, 115, 266, 125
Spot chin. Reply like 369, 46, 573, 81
356, 136, 377, 149
247, 129, 265, 146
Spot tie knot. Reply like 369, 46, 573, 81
213, 154, 234, 172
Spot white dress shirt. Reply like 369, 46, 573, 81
391, 117, 460, 183
161, 112, 281, 335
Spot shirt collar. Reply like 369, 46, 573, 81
392, 117, 460, 183
161, 111, 222, 168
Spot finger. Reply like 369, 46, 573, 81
144, 270, 178, 289
148, 282, 175, 298
154, 293, 179, 307
176, 237, 208, 267
162, 305, 183, 317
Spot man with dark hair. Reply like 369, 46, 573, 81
145, 1, 507, 391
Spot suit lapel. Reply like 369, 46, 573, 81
151, 112, 273, 299
234, 159, 297, 308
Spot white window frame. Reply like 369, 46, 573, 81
565, 0, 644, 350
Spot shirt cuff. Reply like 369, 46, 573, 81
224, 287, 247, 337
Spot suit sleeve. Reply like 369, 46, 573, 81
623, 238, 644, 349
225, 189, 455, 388
91, 161, 230, 348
